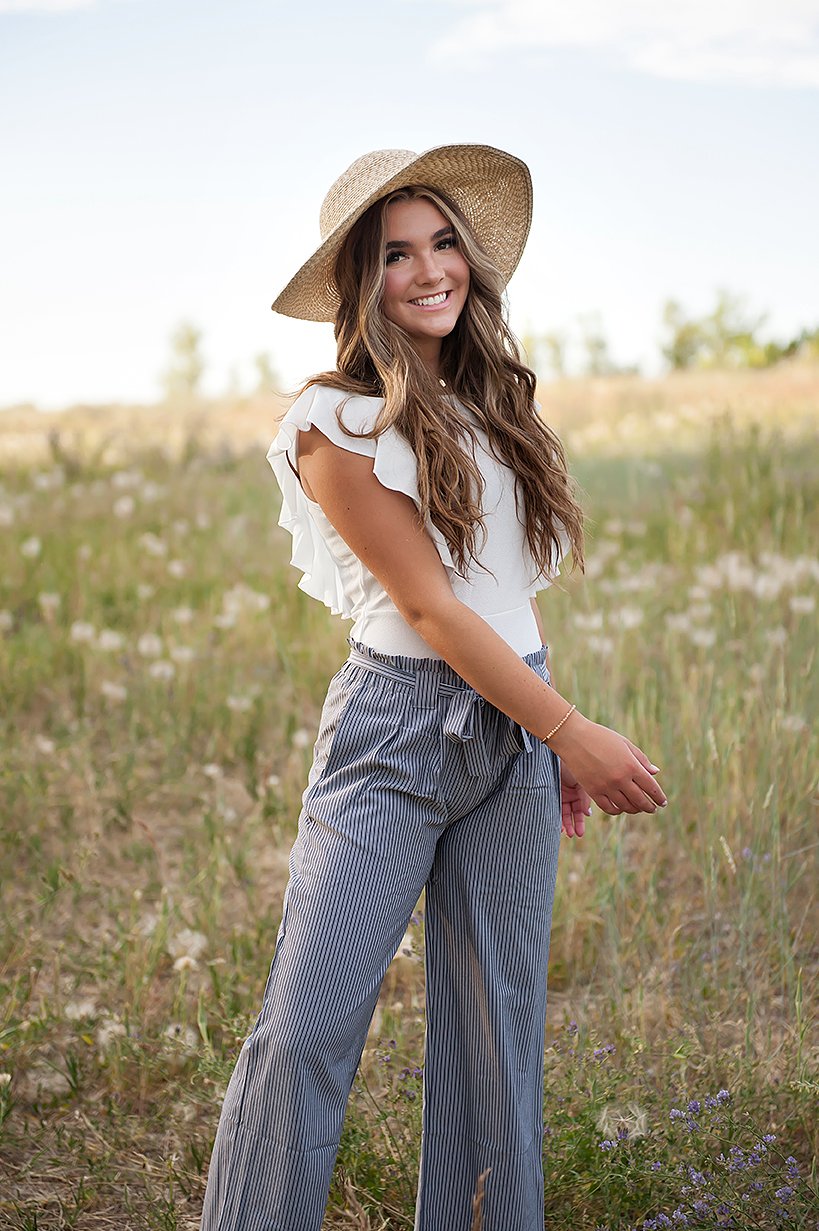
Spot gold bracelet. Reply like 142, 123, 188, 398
543, 703, 577, 743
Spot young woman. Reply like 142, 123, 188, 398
200, 144, 667, 1231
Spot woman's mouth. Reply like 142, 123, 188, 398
409, 290, 451, 309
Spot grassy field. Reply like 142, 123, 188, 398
1, 364, 817, 1229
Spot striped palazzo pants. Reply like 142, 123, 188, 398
200, 635, 562, 1231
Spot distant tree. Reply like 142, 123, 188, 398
254, 351, 280, 395
521, 329, 567, 380
162, 321, 205, 401
577, 311, 614, 377
661, 299, 706, 370
661, 290, 771, 371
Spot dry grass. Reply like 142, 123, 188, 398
1, 363, 817, 1229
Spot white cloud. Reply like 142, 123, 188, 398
428, 0, 819, 88
0, 0, 96, 9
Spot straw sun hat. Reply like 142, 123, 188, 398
271, 143, 533, 322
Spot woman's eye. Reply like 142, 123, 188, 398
436, 236, 456, 250
385, 251, 404, 265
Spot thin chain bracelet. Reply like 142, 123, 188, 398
542, 703, 577, 744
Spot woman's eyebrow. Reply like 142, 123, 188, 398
385, 226, 455, 252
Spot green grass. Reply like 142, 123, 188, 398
1, 384, 817, 1229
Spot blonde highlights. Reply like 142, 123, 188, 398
301, 185, 586, 582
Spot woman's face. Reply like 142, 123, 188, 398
381, 196, 470, 369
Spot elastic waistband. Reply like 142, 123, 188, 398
346, 635, 549, 695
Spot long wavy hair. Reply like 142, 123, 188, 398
299, 184, 585, 582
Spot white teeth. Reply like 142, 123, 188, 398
411, 291, 448, 306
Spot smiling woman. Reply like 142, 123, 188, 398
198, 143, 667, 1231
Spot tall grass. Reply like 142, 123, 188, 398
1, 367, 816, 1228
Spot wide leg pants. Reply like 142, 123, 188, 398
200, 635, 562, 1231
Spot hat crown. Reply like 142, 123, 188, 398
319, 149, 419, 240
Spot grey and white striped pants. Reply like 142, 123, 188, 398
200, 635, 562, 1231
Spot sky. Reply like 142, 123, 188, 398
1, 0, 818, 410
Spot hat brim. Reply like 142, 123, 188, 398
271, 144, 533, 322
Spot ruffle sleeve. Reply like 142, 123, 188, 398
265, 384, 458, 617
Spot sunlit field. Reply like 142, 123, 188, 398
1, 363, 817, 1230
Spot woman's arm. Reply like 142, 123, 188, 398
298, 425, 666, 816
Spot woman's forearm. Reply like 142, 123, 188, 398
412, 598, 585, 751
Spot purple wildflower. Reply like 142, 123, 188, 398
763, 1133, 776, 1143
717, 1089, 731, 1104
785, 1156, 799, 1178
650, 1161, 663, 1171
672, 1209, 688, 1225
670, 1108, 685, 1120
599, 1139, 617, 1151
775, 1186, 794, 1202
687, 1099, 701, 1115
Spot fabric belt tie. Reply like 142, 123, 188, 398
346, 644, 537, 778
442, 689, 491, 778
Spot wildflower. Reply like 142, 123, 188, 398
651, 1161, 663, 1171
167, 929, 207, 961
765, 626, 787, 647
137, 632, 163, 657
96, 1015, 127, 1052
38, 591, 61, 616
97, 629, 125, 651
598, 1139, 617, 1151
0, 610, 13, 631
611, 606, 644, 630
203, 763, 222, 779
265, 773, 281, 789
137, 583, 155, 600
689, 627, 717, 649
113, 495, 135, 518
100, 680, 127, 702
670, 1108, 685, 1120
671, 1210, 688, 1225
227, 694, 253, 713
0, 504, 15, 527
164, 1022, 198, 1053
173, 606, 194, 624
781, 714, 807, 733
717, 1089, 730, 1103
139, 531, 167, 557
213, 612, 237, 629
0, 1073, 11, 1088
572, 611, 604, 631
173, 954, 199, 973
775, 1186, 794, 1202
70, 620, 96, 643
785, 1157, 799, 1178
148, 659, 175, 681
687, 1099, 701, 1115
567, 1020, 578, 1035
762, 1134, 775, 1143
167, 559, 187, 578
64, 998, 97, 1020
292, 727, 313, 749
20, 536, 42, 558
34, 734, 55, 755
587, 635, 615, 655
789, 594, 815, 615
170, 644, 195, 664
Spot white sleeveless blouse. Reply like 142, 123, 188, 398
265, 385, 569, 659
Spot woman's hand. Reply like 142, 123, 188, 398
559, 762, 593, 838
550, 714, 667, 817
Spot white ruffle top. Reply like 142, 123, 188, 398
265, 384, 569, 658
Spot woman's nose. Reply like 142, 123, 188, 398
416, 251, 445, 285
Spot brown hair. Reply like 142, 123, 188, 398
300, 184, 585, 582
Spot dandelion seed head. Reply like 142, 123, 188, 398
100, 679, 128, 702
148, 659, 175, 681
70, 621, 96, 643
20, 535, 42, 558
97, 628, 125, 652
0, 610, 13, 631
113, 495, 136, 518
